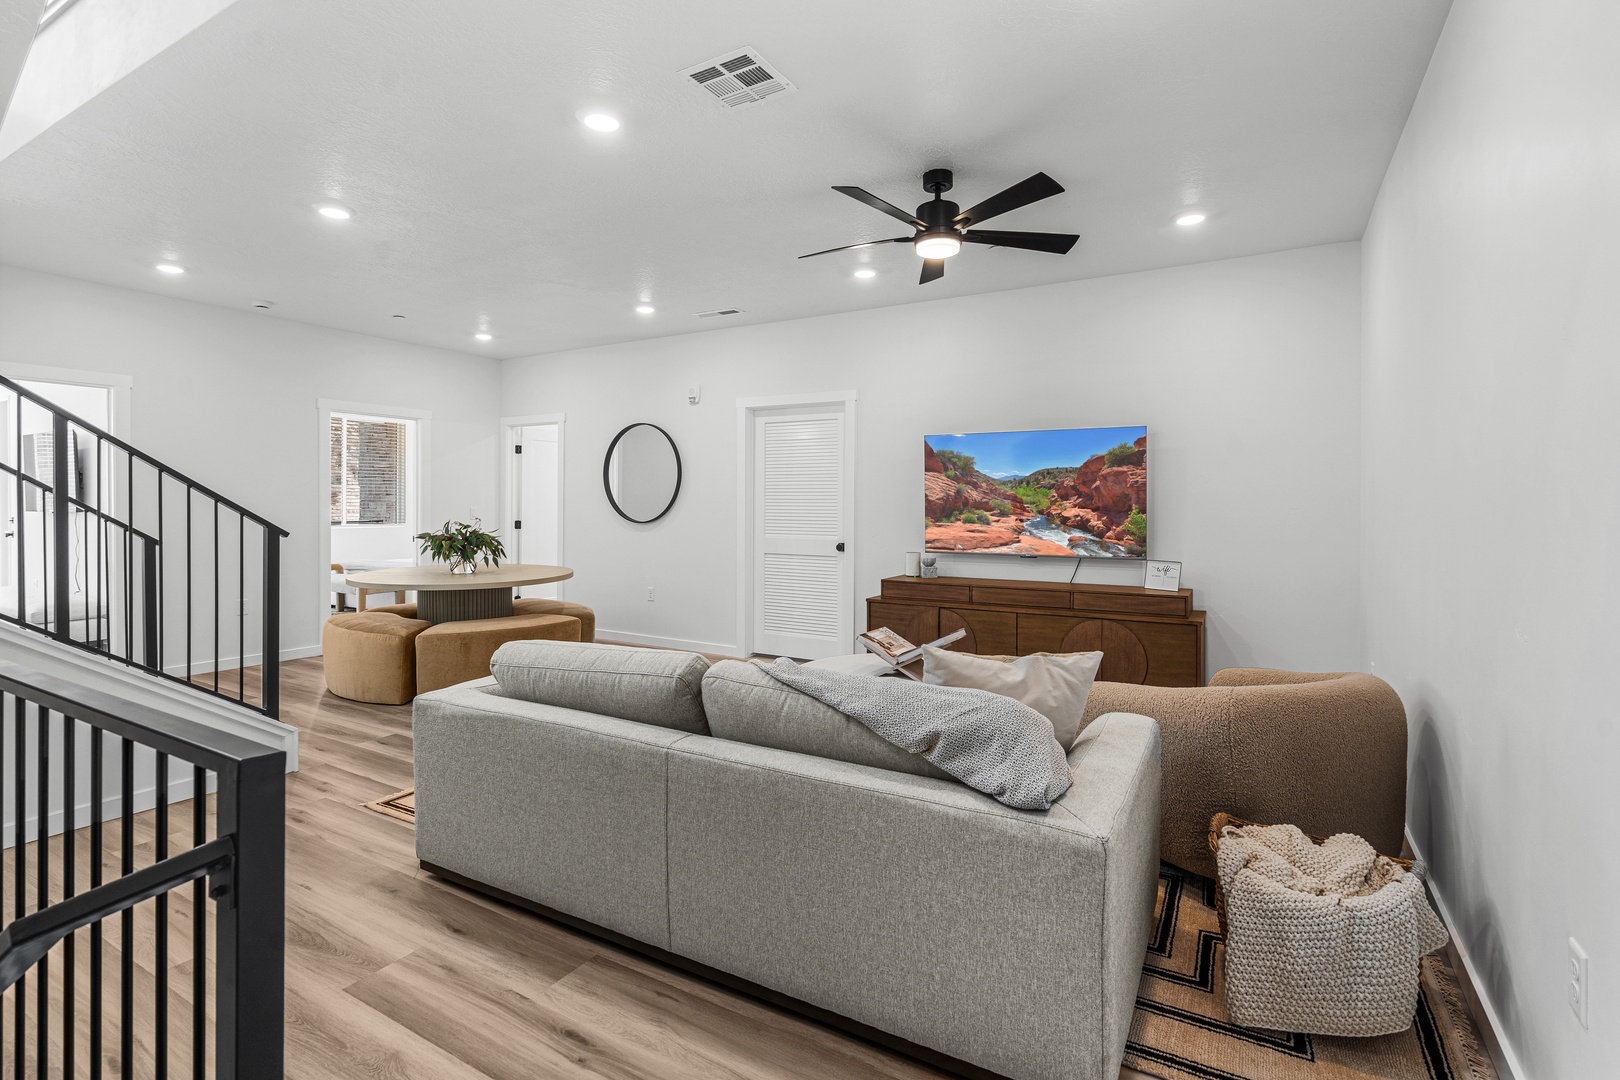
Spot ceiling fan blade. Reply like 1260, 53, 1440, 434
833, 186, 927, 229
961, 229, 1079, 255
920, 259, 945, 284
798, 236, 913, 259
952, 172, 1065, 228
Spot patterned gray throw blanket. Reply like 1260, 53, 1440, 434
752, 658, 1072, 810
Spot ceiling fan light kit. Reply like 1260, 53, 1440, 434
801, 167, 1079, 284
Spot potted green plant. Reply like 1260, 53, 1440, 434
414, 518, 507, 574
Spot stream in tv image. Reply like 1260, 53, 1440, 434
924, 426, 1147, 558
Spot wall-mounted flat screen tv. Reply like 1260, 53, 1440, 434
924, 426, 1147, 558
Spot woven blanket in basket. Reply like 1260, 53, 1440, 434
1215, 821, 1449, 1037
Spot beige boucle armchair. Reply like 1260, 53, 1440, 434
1080, 668, 1407, 878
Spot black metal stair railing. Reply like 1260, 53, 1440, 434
0, 376, 288, 719
0, 658, 285, 1078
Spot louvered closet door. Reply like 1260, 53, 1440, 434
753, 410, 850, 659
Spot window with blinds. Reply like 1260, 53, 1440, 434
330, 414, 409, 525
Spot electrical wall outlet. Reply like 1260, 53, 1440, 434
687, 384, 701, 405
1570, 938, 1590, 1028
647, 587, 655, 602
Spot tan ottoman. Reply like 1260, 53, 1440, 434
372, 599, 596, 644
513, 598, 597, 643
414, 613, 583, 695
322, 611, 431, 705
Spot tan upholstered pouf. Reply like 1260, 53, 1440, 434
367, 599, 596, 643
322, 611, 431, 705
414, 613, 582, 695
513, 598, 596, 643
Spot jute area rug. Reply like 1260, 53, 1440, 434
1127, 863, 1497, 1080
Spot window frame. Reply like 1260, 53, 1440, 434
329, 411, 414, 528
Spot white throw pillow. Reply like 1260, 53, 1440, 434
921, 647, 1103, 748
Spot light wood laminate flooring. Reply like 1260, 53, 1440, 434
5, 656, 1150, 1079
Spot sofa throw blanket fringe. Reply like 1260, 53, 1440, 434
1215, 822, 1450, 1036
752, 657, 1071, 810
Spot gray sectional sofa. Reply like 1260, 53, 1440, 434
412, 642, 1162, 1080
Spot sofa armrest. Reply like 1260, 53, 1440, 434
412, 680, 695, 948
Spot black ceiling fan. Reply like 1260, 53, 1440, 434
800, 168, 1078, 284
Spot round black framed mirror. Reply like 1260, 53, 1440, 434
603, 423, 682, 523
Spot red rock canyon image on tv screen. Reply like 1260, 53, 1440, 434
923, 426, 1147, 558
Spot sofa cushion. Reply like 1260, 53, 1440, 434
754, 658, 1072, 810
921, 646, 1102, 748
490, 640, 711, 734
701, 660, 953, 781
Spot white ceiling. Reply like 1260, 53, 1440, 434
0, 0, 1451, 359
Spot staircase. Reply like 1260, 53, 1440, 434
0, 375, 288, 719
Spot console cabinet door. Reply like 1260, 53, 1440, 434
1018, 614, 1156, 683
939, 607, 1018, 656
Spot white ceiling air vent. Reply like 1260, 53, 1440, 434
680, 48, 796, 110
696, 308, 745, 319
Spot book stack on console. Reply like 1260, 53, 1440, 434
856, 626, 967, 680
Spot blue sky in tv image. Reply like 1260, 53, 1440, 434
925, 425, 1147, 478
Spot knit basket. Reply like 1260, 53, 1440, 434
1208, 813, 1448, 1037
1206, 813, 1414, 935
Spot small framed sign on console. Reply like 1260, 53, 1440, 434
1144, 560, 1182, 592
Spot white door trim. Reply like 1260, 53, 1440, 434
736, 390, 858, 657
500, 413, 566, 599
316, 398, 432, 623
0, 362, 132, 436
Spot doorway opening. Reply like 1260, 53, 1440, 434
503, 415, 564, 600
319, 401, 428, 618
0, 370, 124, 641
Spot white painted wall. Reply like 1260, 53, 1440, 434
1361, 0, 1620, 1075
502, 242, 1364, 669
0, 265, 502, 659
0, 0, 238, 161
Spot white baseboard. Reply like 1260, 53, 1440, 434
3, 773, 211, 849
596, 629, 740, 657
1407, 828, 1528, 1080
163, 642, 322, 678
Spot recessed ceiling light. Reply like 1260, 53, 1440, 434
316, 203, 353, 220
155, 263, 185, 275
474, 332, 493, 342
580, 112, 620, 132
853, 269, 877, 279
1175, 212, 1207, 227
635, 305, 656, 315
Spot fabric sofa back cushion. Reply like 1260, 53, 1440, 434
490, 641, 711, 734
701, 660, 954, 782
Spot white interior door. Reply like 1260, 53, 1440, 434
752, 409, 850, 659
514, 423, 560, 599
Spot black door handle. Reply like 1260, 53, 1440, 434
836, 542, 845, 552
